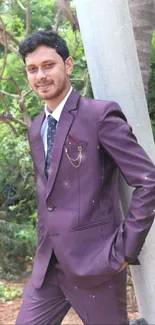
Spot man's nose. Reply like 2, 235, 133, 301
36, 68, 46, 80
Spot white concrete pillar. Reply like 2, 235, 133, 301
75, 0, 155, 322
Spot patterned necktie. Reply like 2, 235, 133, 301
45, 115, 57, 177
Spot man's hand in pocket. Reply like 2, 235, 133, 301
118, 261, 128, 273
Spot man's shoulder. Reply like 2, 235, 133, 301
28, 110, 45, 141
79, 95, 120, 116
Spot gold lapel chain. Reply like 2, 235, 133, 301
65, 146, 83, 168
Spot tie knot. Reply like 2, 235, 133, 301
47, 115, 57, 127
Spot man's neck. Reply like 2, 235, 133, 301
46, 85, 72, 112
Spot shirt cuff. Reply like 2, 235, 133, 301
125, 256, 140, 265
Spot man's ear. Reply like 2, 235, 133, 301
65, 56, 74, 75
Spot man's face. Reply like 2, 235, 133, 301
25, 45, 73, 100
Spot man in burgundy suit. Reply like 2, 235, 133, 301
16, 30, 155, 325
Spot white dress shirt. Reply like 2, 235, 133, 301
41, 87, 73, 156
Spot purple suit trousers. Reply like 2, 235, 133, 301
16, 259, 128, 324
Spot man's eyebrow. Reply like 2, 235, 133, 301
26, 64, 36, 68
26, 60, 55, 68
41, 60, 55, 64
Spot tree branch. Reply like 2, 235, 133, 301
0, 112, 28, 128
52, 6, 61, 31
6, 121, 19, 136
2, 77, 21, 95
0, 23, 20, 57
71, 69, 88, 82
8, 44, 21, 57
0, 88, 32, 126
0, 17, 8, 79
0, 93, 9, 114
82, 73, 89, 97
0, 90, 20, 99
0, 34, 20, 56
26, 0, 31, 36
19, 97, 32, 127
71, 69, 89, 96
23, 89, 32, 98
16, 0, 26, 11
0, 0, 31, 130
0, 26, 19, 46
57, 0, 79, 30
72, 31, 80, 57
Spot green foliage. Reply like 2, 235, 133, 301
0, 126, 36, 219
0, 0, 91, 280
0, 122, 37, 279
0, 282, 22, 302
0, 219, 37, 279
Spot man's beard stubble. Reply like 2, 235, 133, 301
34, 79, 67, 101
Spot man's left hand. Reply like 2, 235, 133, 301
118, 261, 128, 273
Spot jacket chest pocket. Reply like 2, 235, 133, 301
64, 141, 87, 168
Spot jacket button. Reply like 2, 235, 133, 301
48, 206, 54, 212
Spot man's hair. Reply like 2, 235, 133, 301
19, 30, 70, 63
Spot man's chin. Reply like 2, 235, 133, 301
36, 88, 63, 101
36, 91, 54, 100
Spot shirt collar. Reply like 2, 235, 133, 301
44, 87, 73, 122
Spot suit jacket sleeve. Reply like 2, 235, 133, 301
98, 101, 155, 260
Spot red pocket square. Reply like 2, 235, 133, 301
68, 135, 80, 144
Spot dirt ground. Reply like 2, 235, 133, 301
0, 277, 139, 325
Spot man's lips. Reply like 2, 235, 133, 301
36, 82, 53, 89
39, 85, 50, 89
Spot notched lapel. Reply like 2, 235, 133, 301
29, 110, 47, 184
32, 137, 46, 184
46, 110, 74, 199
46, 90, 81, 199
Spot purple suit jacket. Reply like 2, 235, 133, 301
28, 90, 155, 289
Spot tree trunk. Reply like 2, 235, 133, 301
128, 0, 155, 95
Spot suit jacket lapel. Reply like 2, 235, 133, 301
46, 90, 80, 199
29, 110, 47, 185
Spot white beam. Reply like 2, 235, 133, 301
75, 0, 155, 322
